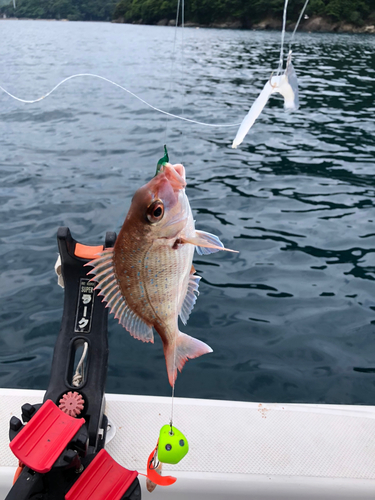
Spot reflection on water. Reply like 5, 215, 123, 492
0, 22, 375, 404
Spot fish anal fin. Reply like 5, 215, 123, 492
120, 308, 154, 343
179, 274, 201, 325
164, 333, 212, 386
86, 250, 154, 343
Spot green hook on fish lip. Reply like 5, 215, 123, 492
155, 145, 169, 176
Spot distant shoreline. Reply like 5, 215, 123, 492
0, 18, 106, 22
1, 15, 375, 34
124, 15, 375, 34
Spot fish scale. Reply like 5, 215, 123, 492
142, 240, 194, 343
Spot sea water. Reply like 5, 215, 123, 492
0, 21, 374, 404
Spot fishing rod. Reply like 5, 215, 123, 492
5, 227, 143, 500
6, 224, 187, 499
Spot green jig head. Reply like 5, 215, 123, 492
155, 145, 169, 176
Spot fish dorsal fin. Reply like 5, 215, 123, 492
179, 273, 201, 325
86, 249, 154, 343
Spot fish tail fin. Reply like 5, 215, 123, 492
164, 332, 213, 386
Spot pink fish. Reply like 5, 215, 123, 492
87, 160, 236, 386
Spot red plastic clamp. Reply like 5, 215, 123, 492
65, 449, 138, 500
10, 399, 85, 474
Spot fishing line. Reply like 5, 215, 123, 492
168, 0, 186, 431
276, 0, 309, 75
165, 0, 182, 142
170, 362, 176, 431
164, 0, 183, 431
0, 73, 241, 128
276, 0, 289, 75
181, 0, 185, 120
178, 0, 188, 159
0, 2, 309, 131
168, 0, 182, 430
289, 0, 310, 51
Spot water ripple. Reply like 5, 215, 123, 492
0, 22, 374, 404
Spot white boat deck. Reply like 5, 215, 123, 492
1, 388, 375, 499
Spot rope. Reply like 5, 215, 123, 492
72, 342, 88, 387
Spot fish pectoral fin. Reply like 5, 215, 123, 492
179, 273, 201, 325
86, 250, 154, 343
181, 230, 238, 255
164, 333, 213, 387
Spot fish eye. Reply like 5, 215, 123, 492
146, 200, 164, 224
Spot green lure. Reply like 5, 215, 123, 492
157, 425, 189, 465
155, 145, 169, 175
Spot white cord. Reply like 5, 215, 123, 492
72, 342, 88, 387
1, 2, 310, 131
0, 73, 241, 128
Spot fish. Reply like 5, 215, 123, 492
232, 51, 299, 149
86, 154, 236, 386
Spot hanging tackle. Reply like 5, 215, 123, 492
232, 0, 310, 148
232, 51, 299, 148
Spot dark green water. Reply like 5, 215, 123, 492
0, 21, 374, 404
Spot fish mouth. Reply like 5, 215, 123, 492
163, 186, 189, 229
161, 163, 186, 191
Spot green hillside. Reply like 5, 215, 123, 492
0, 0, 374, 27
0, 0, 116, 20
113, 0, 375, 28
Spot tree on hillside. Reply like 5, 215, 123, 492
0, 0, 116, 20
112, 0, 374, 26
0, 0, 373, 25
